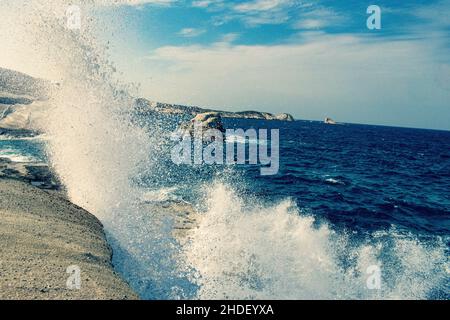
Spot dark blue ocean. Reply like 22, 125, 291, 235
147, 118, 450, 299
2, 119, 449, 299
5, 120, 448, 237
229, 119, 450, 237
139, 118, 450, 238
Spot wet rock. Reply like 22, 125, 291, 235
325, 117, 337, 125
0, 179, 139, 300
180, 112, 226, 136
276, 113, 295, 121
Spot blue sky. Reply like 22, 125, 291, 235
106, 1, 440, 44
3, 0, 449, 129
94, 0, 449, 130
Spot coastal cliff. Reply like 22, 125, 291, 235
0, 68, 49, 133
0, 178, 138, 300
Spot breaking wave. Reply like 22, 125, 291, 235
183, 183, 449, 299
1, 0, 448, 300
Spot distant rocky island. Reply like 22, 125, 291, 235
134, 99, 294, 122
0, 68, 49, 135
324, 117, 337, 125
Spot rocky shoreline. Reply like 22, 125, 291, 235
0, 158, 59, 191
0, 160, 138, 299
0, 179, 139, 300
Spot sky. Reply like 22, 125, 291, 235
2, 0, 450, 130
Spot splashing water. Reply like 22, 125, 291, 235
183, 183, 448, 299
0, 0, 190, 298
1, 1, 448, 300
1, 1, 148, 212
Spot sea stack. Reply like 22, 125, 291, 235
275, 113, 295, 121
324, 117, 337, 125
179, 112, 226, 136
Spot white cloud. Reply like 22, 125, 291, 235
234, 0, 291, 12
178, 28, 206, 37
293, 8, 347, 30
220, 33, 240, 43
191, 0, 343, 29
295, 19, 325, 29
193, 0, 301, 27
94, 0, 176, 6
192, 0, 213, 8
234, 0, 297, 26
139, 34, 450, 129
413, 0, 450, 25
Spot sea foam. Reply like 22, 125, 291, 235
183, 182, 448, 299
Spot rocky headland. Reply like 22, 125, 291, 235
134, 98, 295, 122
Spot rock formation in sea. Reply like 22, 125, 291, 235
0, 157, 59, 190
133, 98, 295, 122
0, 68, 49, 134
179, 112, 226, 137
0, 67, 49, 99
324, 117, 337, 125
275, 113, 295, 121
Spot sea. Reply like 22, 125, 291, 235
2, 119, 449, 300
